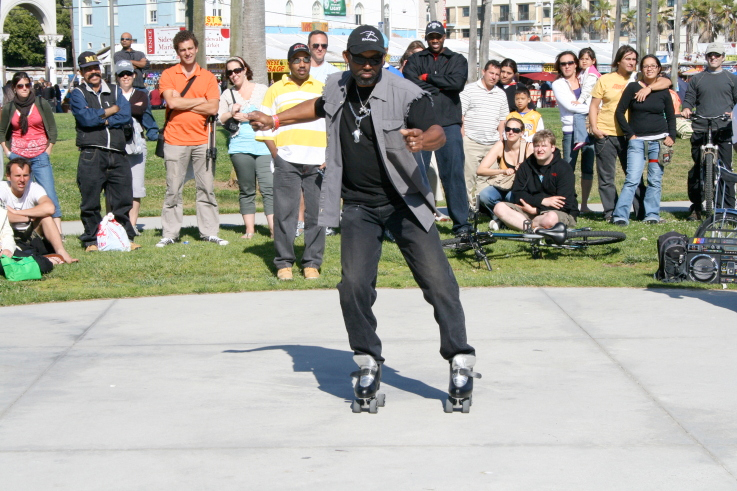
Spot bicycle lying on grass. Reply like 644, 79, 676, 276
441, 210, 627, 271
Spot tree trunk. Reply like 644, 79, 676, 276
637, 0, 648, 59
671, 0, 682, 89
613, 0, 622, 59
230, 0, 243, 57
190, 0, 206, 68
649, 0, 659, 54
243, 0, 267, 85
468, 0, 478, 82
480, 0, 492, 67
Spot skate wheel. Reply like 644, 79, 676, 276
377, 393, 386, 407
444, 398, 454, 413
461, 399, 471, 413
369, 399, 378, 414
351, 400, 361, 413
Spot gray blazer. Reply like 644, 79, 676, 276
318, 69, 438, 231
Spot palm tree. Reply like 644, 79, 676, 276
682, 0, 721, 46
682, 0, 707, 51
554, 0, 591, 41
650, 0, 673, 35
593, 0, 615, 41
717, 0, 737, 42
620, 8, 637, 39
243, 0, 266, 84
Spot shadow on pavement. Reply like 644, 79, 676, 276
223, 345, 448, 402
646, 287, 737, 314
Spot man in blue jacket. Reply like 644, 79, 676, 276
403, 21, 471, 235
70, 51, 137, 251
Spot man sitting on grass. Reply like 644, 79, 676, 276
0, 157, 78, 263
493, 130, 579, 231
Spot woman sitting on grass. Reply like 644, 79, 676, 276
476, 117, 533, 230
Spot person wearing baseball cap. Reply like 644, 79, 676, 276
681, 41, 737, 218
256, 41, 326, 281
247, 24, 479, 412
402, 21, 472, 236
70, 49, 138, 251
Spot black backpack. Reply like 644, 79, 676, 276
655, 231, 688, 282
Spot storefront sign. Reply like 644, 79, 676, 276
146, 27, 230, 59
324, 0, 346, 16
301, 22, 329, 32
517, 64, 542, 72
206, 16, 222, 26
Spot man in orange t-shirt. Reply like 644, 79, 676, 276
157, 30, 225, 247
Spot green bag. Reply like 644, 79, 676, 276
1, 255, 42, 282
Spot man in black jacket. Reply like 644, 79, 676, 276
493, 130, 579, 231
403, 21, 471, 235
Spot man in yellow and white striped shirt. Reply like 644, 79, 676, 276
257, 43, 327, 281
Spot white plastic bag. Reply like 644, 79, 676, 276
125, 118, 146, 155
97, 213, 131, 251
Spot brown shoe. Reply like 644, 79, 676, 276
304, 267, 320, 280
687, 210, 702, 221
277, 268, 293, 281
130, 242, 142, 251
85, 244, 98, 252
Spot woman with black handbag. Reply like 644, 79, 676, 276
218, 56, 273, 239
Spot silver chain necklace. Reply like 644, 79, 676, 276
347, 84, 371, 143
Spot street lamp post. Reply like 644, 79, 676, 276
535, 0, 554, 41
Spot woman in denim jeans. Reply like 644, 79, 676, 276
613, 55, 676, 225
0, 72, 60, 233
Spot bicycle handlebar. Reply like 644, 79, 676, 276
688, 114, 731, 122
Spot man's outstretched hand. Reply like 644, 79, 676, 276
247, 111, 273, 131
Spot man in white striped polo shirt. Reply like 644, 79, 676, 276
460, 60, 509, 205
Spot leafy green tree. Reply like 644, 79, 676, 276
620, 9, 637, 38
554, 0, 590, 41
3, 7, 45, 67
592, 0, 615, 41
57, 0, 73, 54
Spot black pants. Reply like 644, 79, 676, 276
689, 132, 736, 210
77, 147, 134, 246
337, 201, 475, 363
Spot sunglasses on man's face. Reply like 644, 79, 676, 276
120, 37, 133, 41
291, 56, 311, 64
118, 71, 134, 77
226, 67, 245, 77
312, 43, 328, 50
559, 61, 576, 67
15, 83, 32, 89
351, 54, 383, 66
505, 126, 523, 134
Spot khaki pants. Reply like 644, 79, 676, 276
462, 136, 495, 206
161, 142, 220, 239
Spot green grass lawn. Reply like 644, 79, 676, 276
0, 108, 724, 306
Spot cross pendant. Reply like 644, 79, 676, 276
352, 128, 361, 143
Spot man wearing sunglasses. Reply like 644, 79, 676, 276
256, 43, 326, 281
403, 21, 472, 236
681, 42, 737, 219
308, 30, 339, 84
114, 32, 149, 91
248, 25, 478, 411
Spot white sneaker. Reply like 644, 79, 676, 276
156, 238, 175, 248
489, 219, 500, 231
202, 235, 229, 246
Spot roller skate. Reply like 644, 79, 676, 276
350, 354, 385, 414
444, 354, 481, 413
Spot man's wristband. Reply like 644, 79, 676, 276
272, 114, 280, 130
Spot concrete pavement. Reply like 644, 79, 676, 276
1, 286, 737, 489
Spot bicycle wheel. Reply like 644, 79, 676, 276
695, 211, 737, 239
441, 232, 496, 253
703, 152, 715, 216
563, 230, 627, 247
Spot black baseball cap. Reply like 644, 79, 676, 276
347, 26, 385, 55
287, 43, 311, 61
425, 21, 446, 38
78, 51, 101, 68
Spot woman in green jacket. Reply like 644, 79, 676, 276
0, 72, 61, 233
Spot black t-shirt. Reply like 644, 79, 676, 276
315, 80, 437, 206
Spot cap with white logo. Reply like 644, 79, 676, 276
347, 25, 385, 55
